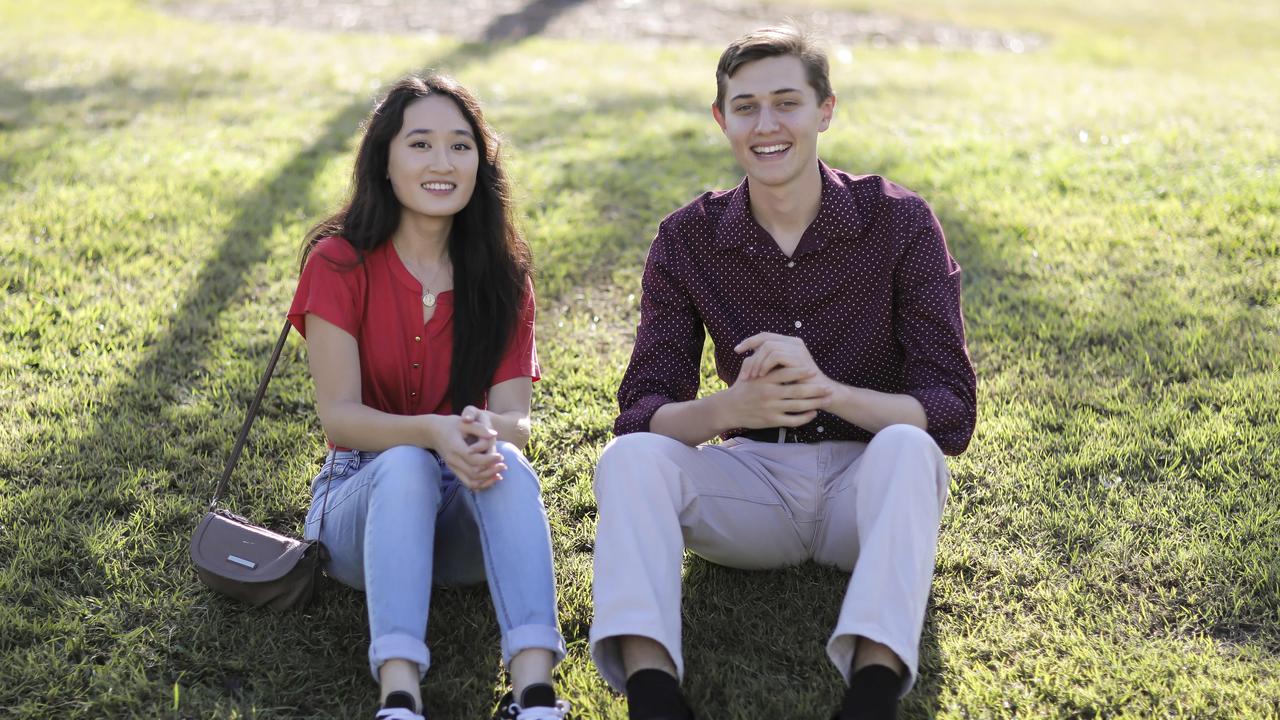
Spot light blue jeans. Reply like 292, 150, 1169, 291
303, 442, 566, 680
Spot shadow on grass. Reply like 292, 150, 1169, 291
7, 6, 1278, 719
680, 556, 944, 719
0, 2, 601, 718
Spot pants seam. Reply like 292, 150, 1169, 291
469, 492, 513, 630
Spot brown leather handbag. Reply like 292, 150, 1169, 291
190, 320, 334, 611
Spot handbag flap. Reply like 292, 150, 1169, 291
190, 510, 312, 584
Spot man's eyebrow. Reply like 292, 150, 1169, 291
729, 87, 804, 103
404, 128, 476, 139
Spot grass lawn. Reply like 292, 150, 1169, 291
1, 0, 1277, 717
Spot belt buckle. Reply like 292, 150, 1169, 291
776, 428, 788, 443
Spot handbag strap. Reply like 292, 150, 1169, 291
208, 320, 294, 509
209, 319, 339, 550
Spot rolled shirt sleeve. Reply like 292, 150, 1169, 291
614, 229, 706, 435
894, 206, 977, 455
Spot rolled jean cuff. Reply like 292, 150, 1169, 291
588, 625, 684, 693
369, 631, 432, 682
501, 623, 567, 668
826, 624, 918, 699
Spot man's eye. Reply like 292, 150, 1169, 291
734, 104, 754, 113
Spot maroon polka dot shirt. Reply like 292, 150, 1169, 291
615, 161, 977, 455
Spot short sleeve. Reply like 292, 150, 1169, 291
491, 278, 540, 385
287, 237, 365, 339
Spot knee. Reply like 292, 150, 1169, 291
491, 441, 540, 494
594, 432, 683, 504
495, 441, 533, 475
869, 424, 939, 456
371, 445, 442, 500
864, 425, 947, 504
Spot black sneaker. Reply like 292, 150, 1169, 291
493, 684, 570, 719
376, 690, 426, 720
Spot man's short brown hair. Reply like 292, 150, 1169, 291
715, 25, 833, 112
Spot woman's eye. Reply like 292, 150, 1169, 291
410, 141, 428, 149
452, 143, 472, 152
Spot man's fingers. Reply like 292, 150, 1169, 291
777, 409, 819, 426
734, 332, 779, 354
781, 382, 832, 400
762, 366, 817, 384
776, 397, 826, 413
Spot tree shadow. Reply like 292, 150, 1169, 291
481, 0, 591, 42
10, 0, 1276, 714
0, 0, 603, 717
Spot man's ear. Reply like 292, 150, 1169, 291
711, 101, 728, 131
818, 93, 836, 132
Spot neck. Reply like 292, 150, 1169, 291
747, 161, 824, 239
391, 211, 452, 267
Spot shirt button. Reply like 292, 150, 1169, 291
410, 392, 418, 398
794, 320, 802, 329
786, 260, 795, 268
411, 363, 421, 369
817, 425, 825, 433
413, 336, 422, 343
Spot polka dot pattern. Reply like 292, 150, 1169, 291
614, 162, 977, 455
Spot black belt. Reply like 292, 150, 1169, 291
740, 427, 810, 443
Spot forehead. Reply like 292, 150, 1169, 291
725, 54, 813, 99
399, 94, 470, 133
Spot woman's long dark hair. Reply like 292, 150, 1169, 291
300, 73, 531, 411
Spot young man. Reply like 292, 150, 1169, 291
588, 26, 977, 720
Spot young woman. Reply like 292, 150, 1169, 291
288, 74, 568, 720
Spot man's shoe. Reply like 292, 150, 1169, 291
376, 690, 426, 720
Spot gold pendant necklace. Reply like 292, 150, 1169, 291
411, 256, 446, 309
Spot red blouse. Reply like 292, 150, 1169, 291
288, 236, 539, 419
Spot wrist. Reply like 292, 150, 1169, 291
420, 413, 444, 449
823, 379, 854, 415
706, 387, 737, 435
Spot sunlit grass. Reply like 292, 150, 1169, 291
1, 0, 1277, 717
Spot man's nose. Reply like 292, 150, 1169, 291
755, 106, 780, 133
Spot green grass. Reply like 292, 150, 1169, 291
2, 0, 1278, 717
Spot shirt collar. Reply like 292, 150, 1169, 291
712, 160, 867, 253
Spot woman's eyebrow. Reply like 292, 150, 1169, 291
404, 128, 476, 139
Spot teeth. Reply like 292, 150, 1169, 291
421, 182, 455, 191
752, 143, 791, 154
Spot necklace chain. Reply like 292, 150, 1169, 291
404, 254, 447, 308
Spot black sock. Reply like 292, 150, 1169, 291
519, 683, 556, 708
840, 665, 900, 720
383, 690, 417, 712
625, 668, 690, 720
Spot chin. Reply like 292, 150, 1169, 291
413, 202, 467, 218
748, 166, 797, 188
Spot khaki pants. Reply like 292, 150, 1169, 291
588, 424, 949, 697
